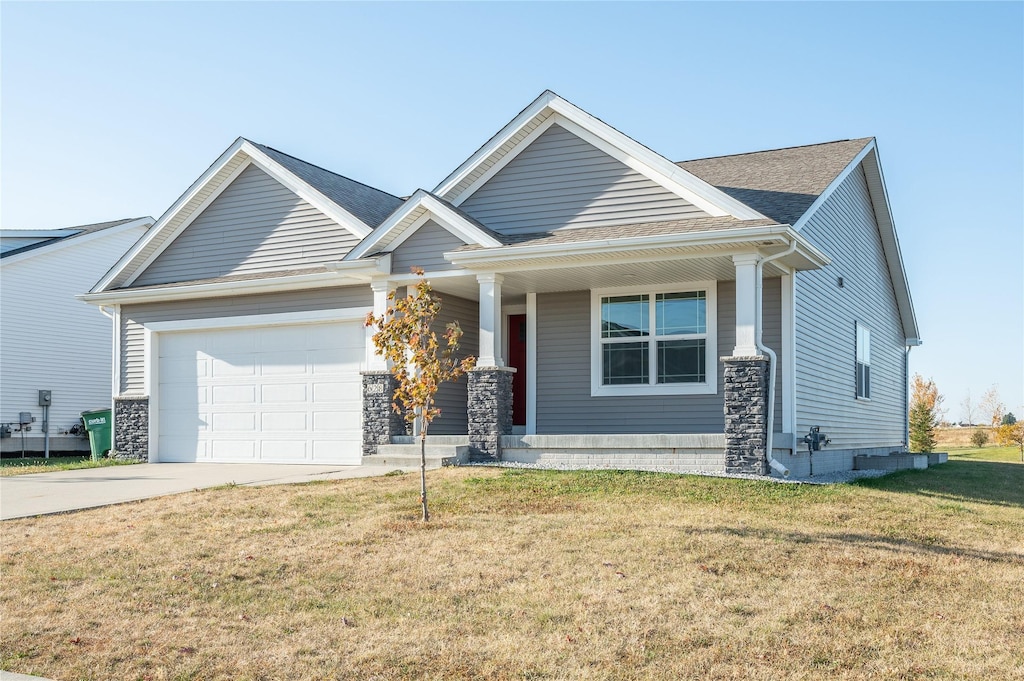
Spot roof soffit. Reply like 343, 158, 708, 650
433, 91, 768, 222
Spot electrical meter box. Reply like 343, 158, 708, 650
38, 390, 52, 407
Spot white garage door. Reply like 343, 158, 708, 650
157, 321, 364, 464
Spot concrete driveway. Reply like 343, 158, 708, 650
1, 462, 409, 520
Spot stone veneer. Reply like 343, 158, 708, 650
722, 356, 769, 475
113, 396, 149, 461
361, 371, 406, 456
467, 367, 515, 461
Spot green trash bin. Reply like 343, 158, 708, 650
81, 409, 112, 461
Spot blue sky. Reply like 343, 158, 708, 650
2, 1, 1022, 418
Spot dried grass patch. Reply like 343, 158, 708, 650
2, 465, 1022, 680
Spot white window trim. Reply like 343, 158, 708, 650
590, 281, 717, 397
856, 321, 871, 401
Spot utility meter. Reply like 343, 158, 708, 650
38, 390, 52, 407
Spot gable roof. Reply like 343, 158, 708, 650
1, 218, 153, 265
432, 90, 768, 221
93, 138, 401, 292
677, 138, 873, 226
345, 189, 504, 260
249, 142, 403, 228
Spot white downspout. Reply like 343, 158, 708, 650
756, 241, 799, 478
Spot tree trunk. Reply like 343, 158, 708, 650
420, 422, 429, 522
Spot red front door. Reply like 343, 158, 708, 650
508, 314, 527, 426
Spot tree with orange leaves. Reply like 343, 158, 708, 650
366, 269, 475, 521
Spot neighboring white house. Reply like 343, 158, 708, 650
1, 218, 153, 454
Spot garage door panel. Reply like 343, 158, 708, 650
211, 412, 257, 432
211, 439, 256, 460
262, 383, 308, 403
260, 351, 310, 375
212, 358, 256, 378
157, 320, 364, 465
261, 411, 308, 432
211, 384, 257, 405
260, 440, 308, 461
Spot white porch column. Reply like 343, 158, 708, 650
367, 279, 393, 371
477, 273, 504, 367
732, 253, 760, 357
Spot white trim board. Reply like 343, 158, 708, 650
435, 91, 767, 222
346, 190, 502, 261
99, 138, 378, 292
143, 307, 372, 334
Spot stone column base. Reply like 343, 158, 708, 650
722, 356, 769, 475
113, 396, 149, 462
468, 367, 516, 461
362, 371, 405, 456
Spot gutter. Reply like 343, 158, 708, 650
446, 224, 830, 269
756, 240, 799, 478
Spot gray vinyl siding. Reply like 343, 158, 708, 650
391, 220, 465, 274
459, 124, 709, 236
118, 286, 372, 394
535, 280, 783, 434
794, 166, 907, 448
428, 293, 478, 435
133, 164, 360, 286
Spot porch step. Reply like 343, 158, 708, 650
389, 435, 469, 445
854, 453, 930, 471
367, 444, 471, 468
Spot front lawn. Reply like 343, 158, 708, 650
0, 456, 138, 477
1, 461, 1021, 680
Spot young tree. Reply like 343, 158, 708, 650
996, 421, 1024, 462
979, 386, 1005, 426
366, 269, 475, 521
909, 374, 943, 453
970, 429, 989, 448
960, 390, 976, 426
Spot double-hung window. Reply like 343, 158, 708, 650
591, 283, 717, 396
856, 322, 871, 399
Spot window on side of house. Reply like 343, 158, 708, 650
856, 322, 871, 399
591, 283, 717, 397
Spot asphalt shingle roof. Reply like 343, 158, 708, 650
250, 142, 404, 229
676, 138, 873, 225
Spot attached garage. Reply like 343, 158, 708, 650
151, 316, 365, 464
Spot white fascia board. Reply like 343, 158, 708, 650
433, 91, 559, 198
546, 100, 767, 221
93, 138, 251, 292
241, 141, 372, 239
1, 217, 153, 268
446, 225, 827, 268
861, 146, 920, 342
433, 91, 767, 221
346, 190, 502, 260
796, 139, 919, 342
79, 268, 375, 306
792, 139, 875, 233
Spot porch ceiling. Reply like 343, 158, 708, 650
424, 250, 790, 300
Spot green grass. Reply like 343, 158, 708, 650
947, 445, 1022, 463
0, 456, 139, 476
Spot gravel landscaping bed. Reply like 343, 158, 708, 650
465, 460, 891, 485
